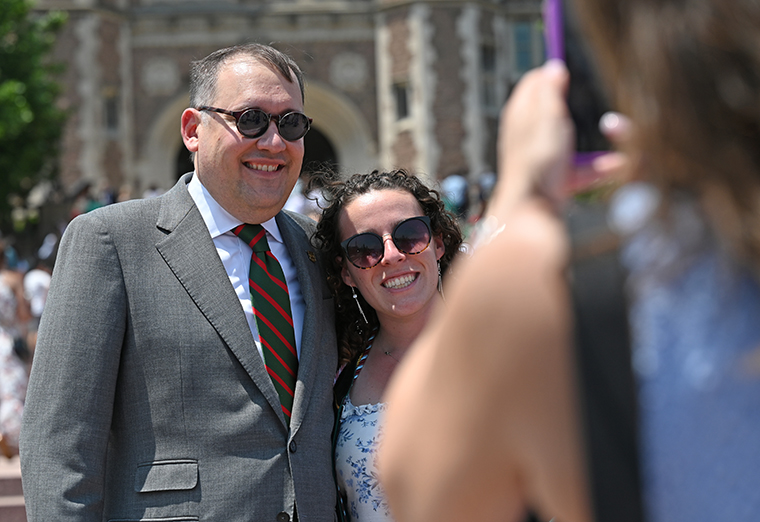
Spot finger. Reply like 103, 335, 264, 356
592, 151, 628, 177
599, 112, 632, 145
563, 163, 605, 195
543, 59, 570, 95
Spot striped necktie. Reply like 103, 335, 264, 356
233, 224, 298, 424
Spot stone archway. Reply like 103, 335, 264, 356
303, 127, 338, 175
137, 94, 189, 192
303, 81, 377, 176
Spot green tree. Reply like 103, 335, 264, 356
0, 0, 66, 231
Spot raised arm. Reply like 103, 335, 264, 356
379, 61, 592, 522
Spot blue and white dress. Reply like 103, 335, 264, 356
334, 336, 394, 521
610, 183, 760, 522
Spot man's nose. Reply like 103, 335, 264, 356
255, 120, 287, 152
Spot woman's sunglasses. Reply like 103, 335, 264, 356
340, 216, 433, 269
198, 106, 312, 141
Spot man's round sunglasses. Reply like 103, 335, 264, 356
340, 216, 433, 269
198, 106, 312, 141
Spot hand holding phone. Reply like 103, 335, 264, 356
544, 0, 612, 167
495, 61, 575, 212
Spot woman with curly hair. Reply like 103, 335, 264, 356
310, 169, 462, 521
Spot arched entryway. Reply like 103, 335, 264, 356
303, 126, 338, 175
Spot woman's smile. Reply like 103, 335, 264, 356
382, 273, 418, 290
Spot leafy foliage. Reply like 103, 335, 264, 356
0, 0, 67, 230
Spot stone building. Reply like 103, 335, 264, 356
36, 0, 545, 200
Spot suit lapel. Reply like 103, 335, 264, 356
154, 176, 283, 420
277, 211, 324, 431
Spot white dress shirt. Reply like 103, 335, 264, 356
188, 174, 305, 361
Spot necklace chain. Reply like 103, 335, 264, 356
383, 350, 401, 363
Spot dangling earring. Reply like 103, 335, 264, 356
438, 261, 445, 301
352, 287, 369, 324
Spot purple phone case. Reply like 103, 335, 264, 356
543, 0, 565, 61
544, 0, 608, 168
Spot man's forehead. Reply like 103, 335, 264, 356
212, 55, 302, 110
221, 56, 294, 83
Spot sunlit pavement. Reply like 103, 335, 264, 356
0, 456, 26, 522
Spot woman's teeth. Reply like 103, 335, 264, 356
383, 274, 416, 289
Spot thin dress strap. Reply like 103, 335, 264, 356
352, 330, 376, 382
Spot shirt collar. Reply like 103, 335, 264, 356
187, 173, 283, 244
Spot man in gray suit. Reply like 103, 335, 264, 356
20, 43, 337, 522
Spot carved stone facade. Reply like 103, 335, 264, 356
36, 0, 544, 195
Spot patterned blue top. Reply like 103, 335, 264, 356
334, 395, 392, 521
334, 331, 394, 521
611, 183, 760, 522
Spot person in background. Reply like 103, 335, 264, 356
285, 176, 326, 222
0, 241, 31, 458
440, 171, 470, 220
465, 170, 498, 247
21, 43, 338, 522
310, 169, 462, 521
379, 0, 760, 521
23, 232, 57, 352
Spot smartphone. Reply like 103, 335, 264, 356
544, 0, 612, 167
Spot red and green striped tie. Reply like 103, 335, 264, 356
233, 224, 298, 424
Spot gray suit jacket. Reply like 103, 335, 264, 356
20, 174, 338, 522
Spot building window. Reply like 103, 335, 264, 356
514, 21, 534, 73
482, 43, 496, 72
393, 82, 409, 120
481, 44, 497, 110
103, 87, 119, 136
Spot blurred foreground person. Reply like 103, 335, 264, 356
380, 0, 760, 521
311, 169, 462, 521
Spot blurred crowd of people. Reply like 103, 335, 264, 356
285, 169, 498, 243
0, 233, 53, 458
0, 177, 169, 459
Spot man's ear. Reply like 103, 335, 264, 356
181, 108, 201, 153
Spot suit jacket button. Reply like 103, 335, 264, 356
289, 440, 297, 453
276, 512, 290, 522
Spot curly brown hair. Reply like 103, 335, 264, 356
309, 169, 463, 368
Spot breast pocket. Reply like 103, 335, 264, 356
108, 517, 200, 522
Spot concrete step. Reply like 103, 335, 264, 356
0, 497, 27, 522
0, 456, 26, 522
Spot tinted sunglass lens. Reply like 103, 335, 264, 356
347, 235, 383, 268
237, 110, 309, 141
394, 219, 431, 254
279, 113, 310, 140
238, 109, 269, 138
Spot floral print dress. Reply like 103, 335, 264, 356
334, 334, 394, 521
335, 396, 391, 521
